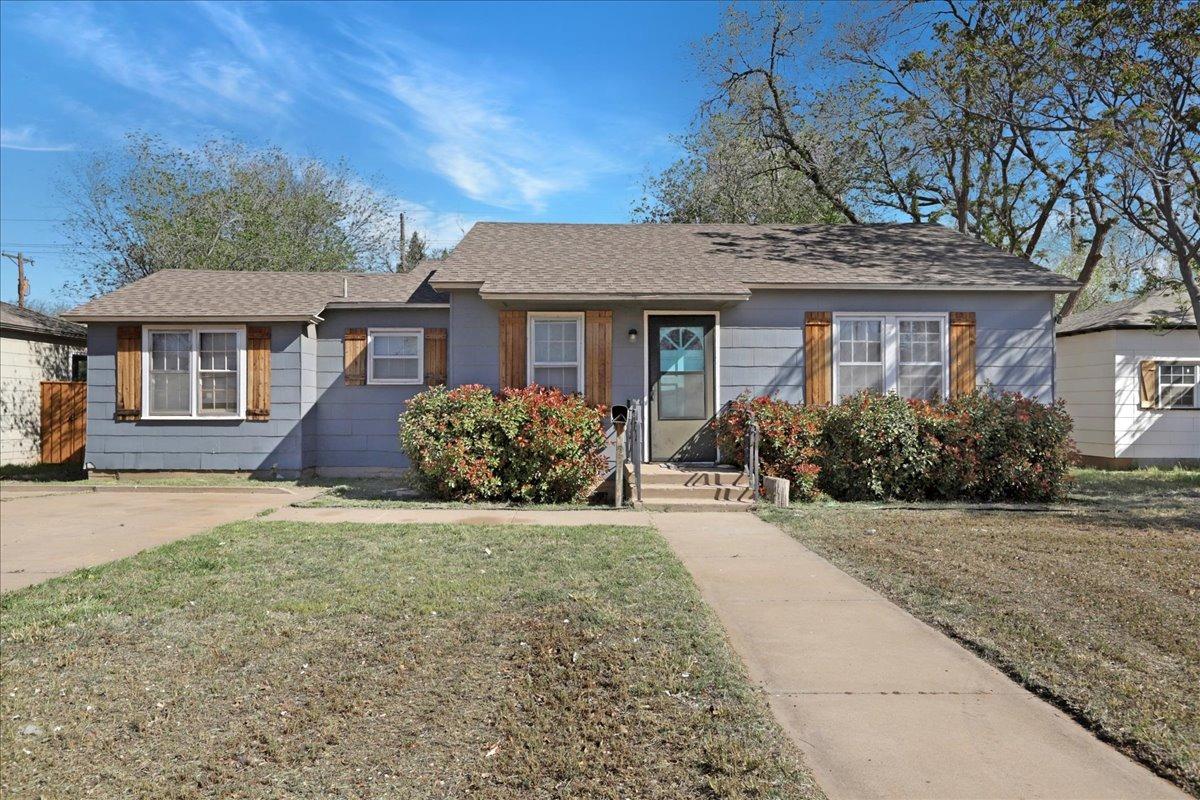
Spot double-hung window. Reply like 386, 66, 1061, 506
834, 314, 948, 401
1158, 362, 1199, 408
367, 328, 423, 384
528, 313, 583, 393
144, 327, 245, 418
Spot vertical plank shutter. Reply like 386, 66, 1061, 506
246, 326, 271, 420
584, 310, 612, 409
424, 328, 447, 386
499, 310, 527, 390
804, 312, 832, 406
949, 312, 977, 398
344, 328, 367, 385
1139, 360, 1158, 409
115, 325, 142, 420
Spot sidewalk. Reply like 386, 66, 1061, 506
654, 512, 1184, 800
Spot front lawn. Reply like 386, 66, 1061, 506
1, 521, 820, 799
761, 468, 1200, 795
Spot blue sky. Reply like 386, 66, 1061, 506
0, 0, 755, 306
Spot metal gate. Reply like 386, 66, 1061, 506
40, 380, 86, 464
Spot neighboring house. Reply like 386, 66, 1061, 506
0, 301, 87, 465
63, 223, 1077, 476
1056, 290, 1199, 468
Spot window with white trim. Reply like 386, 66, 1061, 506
1159, 363, 1198, 408
367, 328, 423, 385
145, 327, 245, 418
834, 314, 948, 401
528, 313, 583, 393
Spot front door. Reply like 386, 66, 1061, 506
648, 314, 717, 462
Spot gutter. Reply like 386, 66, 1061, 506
743, 282, 1079, 293
61, 314, 324, 324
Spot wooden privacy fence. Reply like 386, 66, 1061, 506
41, 380, 87, 464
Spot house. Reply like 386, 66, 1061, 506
1, 301, 87, 465
62, 223, 1077, 476
1055, 290, 1199, 468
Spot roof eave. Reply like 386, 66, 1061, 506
478, 291, 751, 303
744, 281, 1079, 293
61, 313, 324, 324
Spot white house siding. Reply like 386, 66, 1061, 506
1113, 329, 1200, 464
1, 333, 81, 465
1054, 331, 1117, 460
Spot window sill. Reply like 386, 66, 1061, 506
141, 415, 246, 421
366, 379, 423, 386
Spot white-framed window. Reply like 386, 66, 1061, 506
528, 312, 584, 393
367, 328, 423, 385
143, 326, 246, 419
833, 313, 949, 401
1158, 362, 1199, 409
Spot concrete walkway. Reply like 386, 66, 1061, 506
654, 512, 1184, 800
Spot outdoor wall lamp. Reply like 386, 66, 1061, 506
628, 328, 639, 343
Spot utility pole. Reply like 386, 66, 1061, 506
1, 251, 33, 308
398, 212, 406, 273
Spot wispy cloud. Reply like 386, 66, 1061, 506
23, 2, 292, 119
15, 2, 644, 215
0, 126, 75, 152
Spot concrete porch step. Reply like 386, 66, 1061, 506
636, 464, 747, 486
637, 498, 756, 512
639, 484, 755, 501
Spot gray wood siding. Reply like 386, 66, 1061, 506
85, 322, 309, 474
311, 308, 450, 474
720, 290, 1057, 403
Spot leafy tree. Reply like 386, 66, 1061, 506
63, 133, 404, 295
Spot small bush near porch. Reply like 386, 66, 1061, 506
399, 385, 608, 504
2, 521, 820, 799
761, 468, 1200, 794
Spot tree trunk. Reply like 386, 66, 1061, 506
1176, 254, 1200, 346
1056, 217, 1115, 321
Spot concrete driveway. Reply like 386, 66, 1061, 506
0, 484, 319, 592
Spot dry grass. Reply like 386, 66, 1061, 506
761, 468, 1200, 796
1, 521, 821, 799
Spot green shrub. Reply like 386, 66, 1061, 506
399, 384, 608, 504
942, 391, 1075, 502
817, 392, 935, 501
712, 389, 1075, 503
712, 394, 824, 502
399, 384, 504, 501
495, 386, 610, 504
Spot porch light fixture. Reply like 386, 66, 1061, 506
628, 328, 638, 343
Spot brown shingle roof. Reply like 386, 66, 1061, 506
1057, 289, 1197, 336
432, 222, 1078, 296
0, 301, 87, 340
62, 266, 447, 321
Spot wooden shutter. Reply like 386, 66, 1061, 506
804, 312, 832, 406
424, 328, 447, 386
949, 312, 977, 398
1139, 360, 1158, 409
115, 325, 142, 421
246, 326, 271, 420
344, 328, 367, 385
584, 310, 612, 409
499, 310, 527, 389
